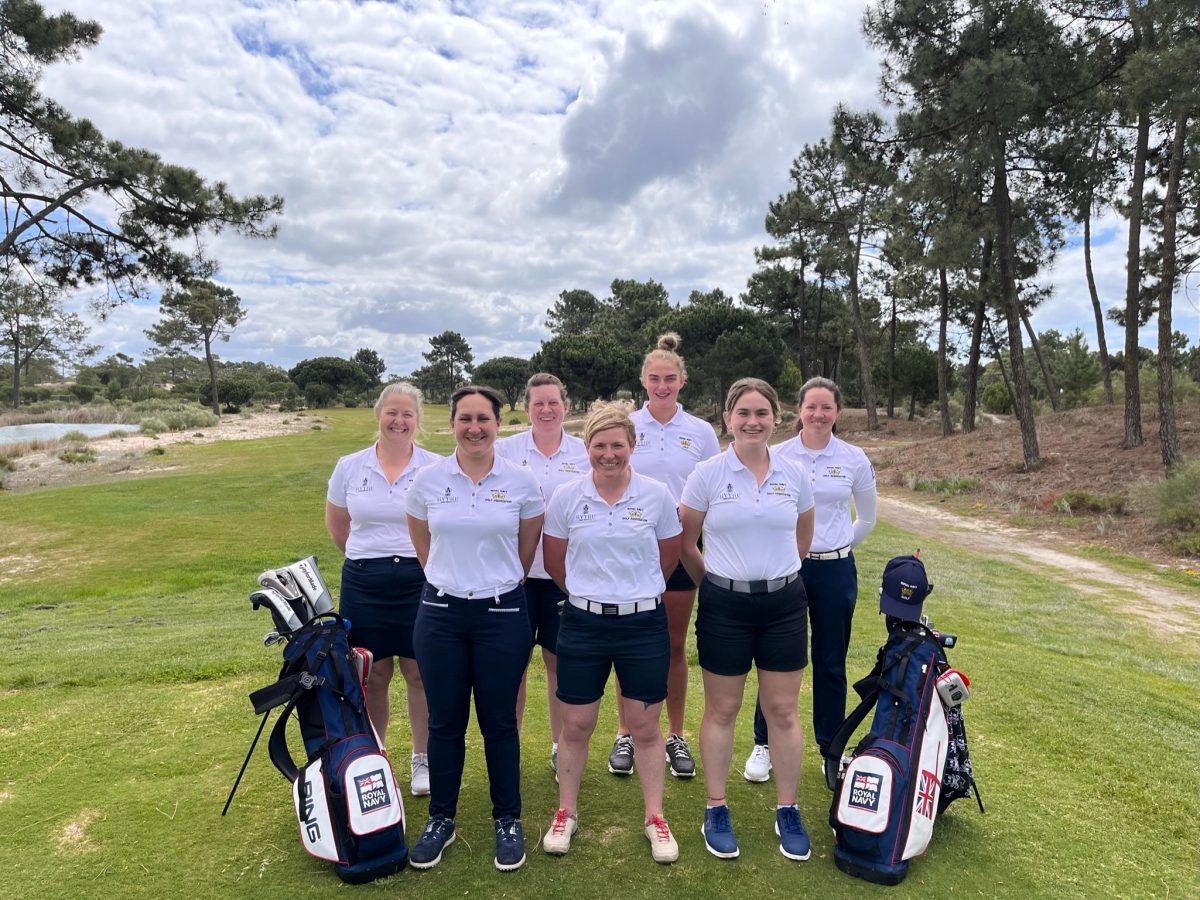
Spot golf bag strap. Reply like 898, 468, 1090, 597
266, 687, 340, 783
249, 673, 304, 715
825, 688, 879, 791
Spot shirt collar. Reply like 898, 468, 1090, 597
581, 468, 640, 504
525, 428, 568, 459
446, 450, 499, 481
640, 401, 684, 426
724, 444, 780, 477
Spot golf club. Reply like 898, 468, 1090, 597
286, 556, 334, 617
250, 587, 304, 634
258, 569, 302, 602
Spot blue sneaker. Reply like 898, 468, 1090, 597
775, 805, 811, 861
494, 815, 526, 871
701, 804, 739, 859
410, 815, 456, 869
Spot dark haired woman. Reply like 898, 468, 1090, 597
405, 385, 545, 873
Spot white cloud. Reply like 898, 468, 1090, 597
34, 0, 1193, 380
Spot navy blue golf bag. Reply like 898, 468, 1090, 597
826, 622, 982, 886
245, 615, 408, 884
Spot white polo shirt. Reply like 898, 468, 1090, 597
543, 470, 683, 604
406, 453, 545, 597
681, 446, 814, 581
327, 444, 443, 559
630, 403, 720, 501
775, 433, 877, 553
496, 428, 589, 579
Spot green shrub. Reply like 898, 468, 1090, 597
62, 429, 89, 443
58, 447, 97, 464
981, 381, 1012, 414
146, 446, 167, 457
0, 454, 15, 472
1053, 490, 1126, 515
140, 417, 168, 434
1137, 461, 1200, 531
508, 416, 522, 425
907, 474, 983, 495
68, 384, 96, 403
1170, 532, 1200, 557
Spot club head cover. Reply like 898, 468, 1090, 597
250, 587, 304, 634
258, 569, 302, 601
286, 556, 335, 617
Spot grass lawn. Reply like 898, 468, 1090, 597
1, 407, 1197, 899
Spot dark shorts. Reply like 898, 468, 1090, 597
555, 601, 669, 706
339, 555, 425, 659
665, 561, 696, 592
523, 577, 566, 651
695, 575, 808, 676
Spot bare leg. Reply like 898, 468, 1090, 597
398, 656, 428, 754
624, 697, 667, 818
544, 648, 562, 743
758, 669, 804, 806
557, 699, 600, 812
662, 589, 696, 735
699, 669, 748, 804
365, 655, 394, 744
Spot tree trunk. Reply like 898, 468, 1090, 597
848, 208, 878, 429
1083, 198, 1115, 405
887, 297, 897, 418
986, 319, 1014, 405
1020, 307, 1060, 411
204, 336, 220, 416
796, 258, 808, 380
10, 343, 19, 408
962, 238, 993, 434
1157, 109, 1187, 469
937, 266, 953, 436
813, 272, 825, 375
908, 387, 917, 422
991, 135, 1040, 468
1123, 107, 1151, 447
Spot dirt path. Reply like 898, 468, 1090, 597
877, 491, 1200, 638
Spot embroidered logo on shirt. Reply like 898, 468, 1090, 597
623, 507, 646, 522
487, 489, 510, 503
637, 431, 647, 447
353, 476, 372, 494
678, 436, 693, 450
576, 502, 595, 522
561, 462, 580, 473
825, 466, 844, 478
769, 482, 790, 495
718, 482, 739, 501
438, 486, 457, 504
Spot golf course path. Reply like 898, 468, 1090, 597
876, 491, 1200, 639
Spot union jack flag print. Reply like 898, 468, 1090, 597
915, 768, 940, 819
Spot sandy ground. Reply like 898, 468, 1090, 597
877, 491, 1200, 639
1, 410, 323, 492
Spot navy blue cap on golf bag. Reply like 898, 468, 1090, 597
879, 555, 932, 621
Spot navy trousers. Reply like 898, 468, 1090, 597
753, 553, 858, 757
413, 584, 532, 820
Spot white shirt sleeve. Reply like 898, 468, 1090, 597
543, 485, 571, 539
679, 466, 710, 512
518, 469, 546, 519
655, 485, 684, 540
326, 456, 349, 507
850, 449, 877, 547
405, 468, 430, 521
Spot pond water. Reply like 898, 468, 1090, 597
0, 422, 139, 448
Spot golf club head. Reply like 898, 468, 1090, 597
263, 630, 286, 647
285, 556, 335, 617
250, 587, 304, 635
257, 568, 302, 602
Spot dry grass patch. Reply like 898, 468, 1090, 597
54, 809, 103, 853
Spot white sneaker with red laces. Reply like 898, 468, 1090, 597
644, 815, 679, 864
543, 808, 578, 856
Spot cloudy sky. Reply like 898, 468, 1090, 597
42, 0, 1200, 376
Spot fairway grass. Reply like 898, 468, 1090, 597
1, 408, 1197, 899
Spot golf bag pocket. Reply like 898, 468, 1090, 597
341, 747, 404, 836
294, 758, 342, 863
836, 753, 895, 834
